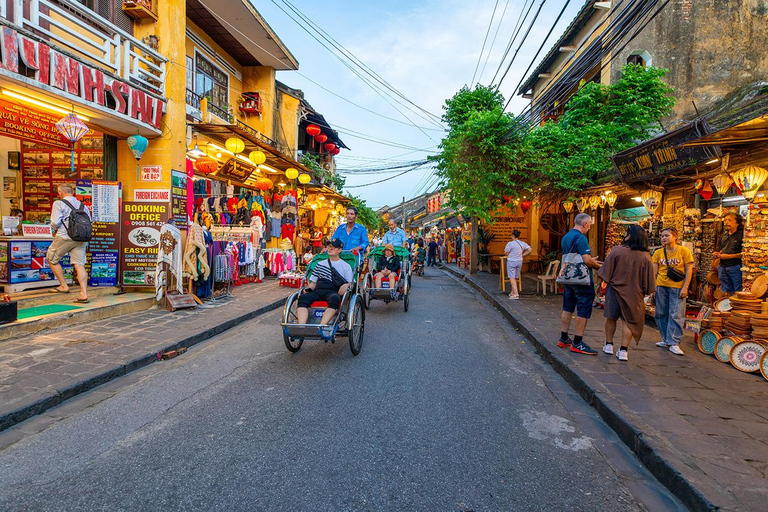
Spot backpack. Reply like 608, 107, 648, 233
61, 199, 92, 242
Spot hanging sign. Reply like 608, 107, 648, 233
120, 201, 169, 287
215, 158, 255, 182
21, 224, 52, 237
141, 165, 162, 181
171, 170, 189, 229
0, 99, 69, 148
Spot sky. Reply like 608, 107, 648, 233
252, 0, 587, 210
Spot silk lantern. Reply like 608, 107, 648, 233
298, 173, 311, 184
604, 191, 618, 207
562, 199, 574, 213
195, 156, 218, 175
285, 167, 299, 180
314, 134, 328, 144
306, 124, 321, 137
323, 142, 336, 152
641, 189, 662, 215
711, 174, 732, 197
699, 180, 714, 201
588, 195, 600, 210
126, 134, 149, 181
254, 177, 273, 190
56, 114, 90, 177
520, 199, 532, 213
575, 197, 587, 212
331, 147, 340, 156
249, 150, 266, 165
225, 137, 245, 154
731, 165, 768, 200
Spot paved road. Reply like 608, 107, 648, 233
0, 270, 683, 511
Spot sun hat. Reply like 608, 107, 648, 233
384, 244, 395, 253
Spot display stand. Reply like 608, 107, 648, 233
161, 261, 196, 311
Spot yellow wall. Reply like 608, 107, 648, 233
276, 90, 300, 156
241, 66, 277, 139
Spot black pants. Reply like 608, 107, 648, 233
298, 286, 342, 310
427, 253, 436, 266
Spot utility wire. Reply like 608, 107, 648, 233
478, 0, 513, 84
344, 163, 432, 188
471, 0, 502, 86
490, 0, 536, 85
494, 0, 548, 90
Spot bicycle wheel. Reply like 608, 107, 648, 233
348, 297, 365, 356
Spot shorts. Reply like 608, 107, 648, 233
507, 260, 523, 279
603, 284, 623, 321
46, 236, 87, 266
562, 284, 595, 319
298, 286, 342, 310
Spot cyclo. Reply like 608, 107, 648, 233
281, 250, 365, 355
360, 245, 411, 312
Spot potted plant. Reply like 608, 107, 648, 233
476, 224, 496, 271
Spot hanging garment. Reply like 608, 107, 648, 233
184, 223, 210, 281
258, 253, 265, 280
155, 224, 183, 300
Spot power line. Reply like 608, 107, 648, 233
344, 162, 432, 188
494, 0, 549, 91
478, 0, 513, 84
471, 0, 502, 86
490, 0, 536, 85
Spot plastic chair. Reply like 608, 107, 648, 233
536, 260, 560, 296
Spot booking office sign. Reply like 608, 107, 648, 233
120, 201, 169, 287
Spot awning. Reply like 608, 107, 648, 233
683, 114, 768, 147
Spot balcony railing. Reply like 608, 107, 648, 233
2, 0, 167, 97
186, 88, 202, 110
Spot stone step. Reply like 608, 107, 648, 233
10, 287, 122, 309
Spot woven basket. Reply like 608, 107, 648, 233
698, 330, 721, 355
715, 336, 743, 363
730, 340, 768, 373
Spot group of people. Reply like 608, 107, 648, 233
555, 212, 742, 361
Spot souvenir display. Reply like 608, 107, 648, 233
730, 340, 768, 373
715, 336, 742, 363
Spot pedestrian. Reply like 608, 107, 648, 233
597, 225, 656, 361
504, 229, 531, 300
46, 183, 91, 303
651, 227, 693, 356
714, 212, 743, 295
311, 227, 323, 254
558, 213, 603, 355
427, 237, 438, 267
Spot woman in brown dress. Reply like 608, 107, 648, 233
597, 225, 656, 362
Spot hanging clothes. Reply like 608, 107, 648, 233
155, 224, 183, 300
184, 223, 210, 281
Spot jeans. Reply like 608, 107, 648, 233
427, 253, 436, 266
655, 286, 686, 345
718, 264, 743, 293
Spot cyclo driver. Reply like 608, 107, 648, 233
297, 238, 354, 327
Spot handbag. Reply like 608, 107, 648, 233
328, 260, 350, 289
556, 236, 591, 286
663, 246, 686, 282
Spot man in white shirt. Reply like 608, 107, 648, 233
297, 238, 353, 328
46, 184, 91, 302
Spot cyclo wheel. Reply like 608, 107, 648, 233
362, 273, 372, 310
348, 296, 365, 356
403, 275, 410, 312
282, 293, 304, 353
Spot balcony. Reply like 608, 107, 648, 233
1, 0, 166, 97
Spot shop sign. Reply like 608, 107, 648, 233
487, 206, 529, 255
141, 165, 162, 181
133, 189, 170, 202
0, 28, 165, 130
611, 121, 721, 183
171, 170, 189, 229
77, 180, 122, 286
0, 99, 69, 148
120, 201, 169, 287
21, 224, 52, 237
215, 158, 255, 182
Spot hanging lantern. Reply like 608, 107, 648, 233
323, 142, 336, 152
604, 191, 618, 207
55, 114, 89, 144
254, 177, 273, 191
314, 134, 328, 143
285, 167, 299, 180
711, 174, 733, 197
588, 195, 600, 210
599, 194, 607, 208
248, 150, 266, 165
225, 137, 245, 154
194, 156, 218, 174
641, 189, 662, 215
298, 173, 311, 184
336, 203, 345, 213
731, 165, 768, 200
698, 180, 714, 201
306, 124, 321, 137
520, 199, 532, 213
575, 197, 587, 212
562, 198, 574, 213
331, 147, 340, 156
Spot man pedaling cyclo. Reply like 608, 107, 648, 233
297, 238, 354, 327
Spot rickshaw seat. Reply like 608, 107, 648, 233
310, 301, 328, 308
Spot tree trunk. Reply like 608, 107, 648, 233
469, 217, 478, 275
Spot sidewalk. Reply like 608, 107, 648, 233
442, 264, 768, 512
0, 282, 291, 432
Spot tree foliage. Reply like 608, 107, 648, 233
348, 195, 379, 230
301, 153, 346, 191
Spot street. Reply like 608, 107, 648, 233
0, 270, 681, 511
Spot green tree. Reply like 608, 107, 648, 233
300, 153, 346, 191
348, 196, 379, 230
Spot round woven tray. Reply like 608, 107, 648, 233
730, 341, 768, 372
760, 351, 768, 381
715, 336, 743, 363
698, 330, 722, 355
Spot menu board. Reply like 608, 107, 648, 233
76, 180, 122, 286
171, 170, 189, 229
120, 201, 169, 287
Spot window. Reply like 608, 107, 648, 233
186, 56, 194, 92
74, 0, 133, 35
195, 53, 228, 114
627, 51, 652, 68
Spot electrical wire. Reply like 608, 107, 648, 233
494, 0, 549, 90
471, 0, 502, 86
344, 162, 432, 188
478, 0, 513, 84
490, 0, 536, 85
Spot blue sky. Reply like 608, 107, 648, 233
254, 0, 586, 209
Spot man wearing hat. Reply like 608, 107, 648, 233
374, 244, 401, 299
297, 238, 354, 330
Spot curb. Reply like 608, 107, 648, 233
440, 265, 716, 512
0, 296, 287, 433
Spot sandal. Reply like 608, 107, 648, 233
73, 298, 89, 303
49, 288, 70, 293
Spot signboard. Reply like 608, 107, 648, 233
21, 224, 52, 237
89, 251, 118, 287
171, 170, 189, 229
0, 99, 69, 148
612, 121, 721, 183
133, 189, 170, 202
9, 240, 71, 284
215, 158, 255, 182
487, 205, 530, 256
77, 180, 122, 286
120, 201, 169, 287
141, 165, 162, 181
91, 181, 121, 223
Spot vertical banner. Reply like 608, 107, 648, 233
77, 180, 122, 286
171, 170, 189, 229
120, 201, 169, 287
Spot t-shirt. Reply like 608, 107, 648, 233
652, 245, 693, 288
561, 228, 593, 283
719, 230, 743, 267
428, 241, 438, 255
504, 240, 531, 262
310, 258, 354, 288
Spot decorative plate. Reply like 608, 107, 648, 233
760, 351, 768, 382
730, 341, 767, 372
698, 330, 721, 355
715, 337, 741, 363
714, 298, 732, 312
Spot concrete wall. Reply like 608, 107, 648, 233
610, 0, 768, 123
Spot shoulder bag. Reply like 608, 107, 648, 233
556, 236, 591, 286
663, 246, 686, 282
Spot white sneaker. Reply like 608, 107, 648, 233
510, 295, 520, 300
655, 341, 668, 348
669, 345, 685, 356
616, 349, 628, 361
603, 343, 614, 355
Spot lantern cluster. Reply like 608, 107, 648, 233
305, 124, 340, 155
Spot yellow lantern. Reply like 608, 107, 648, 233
248, 150, 266, 165
731, 165, 768, 200
604, 190, 618, 207
711, 174, 732, 196
562, 199, 574, 213
225, 137, 245, 154
285, 167, 299, 180
336, 203, 345, 213
588, 195, 600, 210
640, 189, 662, 215
575, 197, 587, 212
298, 173, 311, 184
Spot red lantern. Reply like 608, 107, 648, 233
254, 177, 273, 191
195, 156, 218, 175
520, 199, 532, 213
323, 142, 336, 151
314, 134, 328, 143
331, 147, 340, 156
306, 124, 321, 137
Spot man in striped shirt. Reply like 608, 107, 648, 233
297, 238, 354, 326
